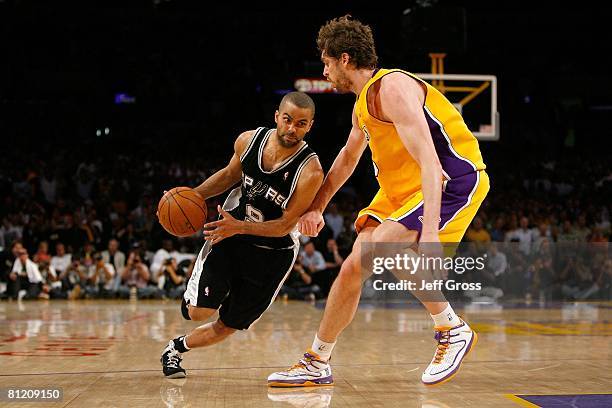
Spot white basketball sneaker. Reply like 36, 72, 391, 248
268, 350, 334, 387
421, 319, 478, 386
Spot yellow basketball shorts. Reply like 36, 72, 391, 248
355, 171, 490, 243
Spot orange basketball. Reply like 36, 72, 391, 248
157, 187, 207, 237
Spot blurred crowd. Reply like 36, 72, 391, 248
1, 146, 610, 302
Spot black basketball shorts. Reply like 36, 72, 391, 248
182, 236, 298, 330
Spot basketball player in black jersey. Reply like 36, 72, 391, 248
161, 92, 324, 378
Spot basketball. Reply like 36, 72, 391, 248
157, 187, 207, 237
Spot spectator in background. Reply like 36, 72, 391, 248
527, 256, 555, 302
157, 257, 186, 299
58, 257, 88, 300
532, 222, 552, 253
9, 248, 43, 300
0, 216, 23, 249
150, 239, 195, 278
136, 240, 155, 265
80, 241, 96, 269
57, 214, 89, 253
102, 238, 126, 292
40, 169, 58, 205
486, 243, 508, 279
557, 220, 579, 243
590, 227, 608, 244
1, 241, 24, 298
118, 250, 159, 299
280, 255, 321, 301
465, 216, 491, 249
50, 242, 72, 277
300, 241, 326, 275
75, 167, 95, 201
319, 238, 344, 296
38, 260, 63, 299
574, 214, 590, 242
506, 216, 535, 255
85, 253, 115, 298
33, 240, 51, 264
323, 202, 344, 239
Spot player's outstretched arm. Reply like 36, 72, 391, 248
192, 130, 254, 200
380, 73, 443, 242
298, 110, 368, 236
310, 111, 367, 214
203, 158, 324, 244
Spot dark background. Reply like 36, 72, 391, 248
1, 0, 610, 242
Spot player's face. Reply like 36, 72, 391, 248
274, 102, 314, 148
322, 52, 351, 92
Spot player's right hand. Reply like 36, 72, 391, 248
298, 210, 325, 237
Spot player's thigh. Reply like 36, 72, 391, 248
218, 245, 297, 330
184, 239, 233, 310
439, 171, 490, 243
371, 219, 419, 244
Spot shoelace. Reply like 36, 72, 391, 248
290, 352, 321, 372
166, 351, 182, 369
433, 329, 451, 364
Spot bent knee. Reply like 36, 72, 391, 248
337, 256, 362, 280
214, 320, 237, 336
187, 305, 213, 321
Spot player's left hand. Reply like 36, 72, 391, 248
203, 205, 243, 245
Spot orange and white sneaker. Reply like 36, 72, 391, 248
421, 319, 478, 386
268, 350, 334, 387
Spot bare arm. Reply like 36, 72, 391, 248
204, 158, 324, 243
298, 111, 368, 237
309, 110, 368, 213
193, 131, 253, 200
379, 74, 443, 240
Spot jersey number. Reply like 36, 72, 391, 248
245, 204, 265, 222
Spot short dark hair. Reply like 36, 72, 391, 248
279, 91, 315, 116
317, 15, 378, 69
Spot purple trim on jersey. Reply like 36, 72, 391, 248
395, 172, 478, 235
424, 108, 475, 179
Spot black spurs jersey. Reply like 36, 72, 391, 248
224, 127, 317, 249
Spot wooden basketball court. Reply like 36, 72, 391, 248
1, 299, 610, 407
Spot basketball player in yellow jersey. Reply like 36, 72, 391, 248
268, 16, 489, 387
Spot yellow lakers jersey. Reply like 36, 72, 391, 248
355, 68, 486, 203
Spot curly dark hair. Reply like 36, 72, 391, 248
317, 15, 378, 69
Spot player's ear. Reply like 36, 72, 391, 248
306, 119, 314, 132
340, 52, 350, 67
274, 110, 280, 124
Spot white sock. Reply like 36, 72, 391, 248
431, 304, 461, 328
311, 334, 335, 362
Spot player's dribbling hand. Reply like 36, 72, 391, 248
203, 205, 242, 245
298, 210, 324, 237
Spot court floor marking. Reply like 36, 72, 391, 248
504, 394, 540, 407
526, 363, 561, 372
